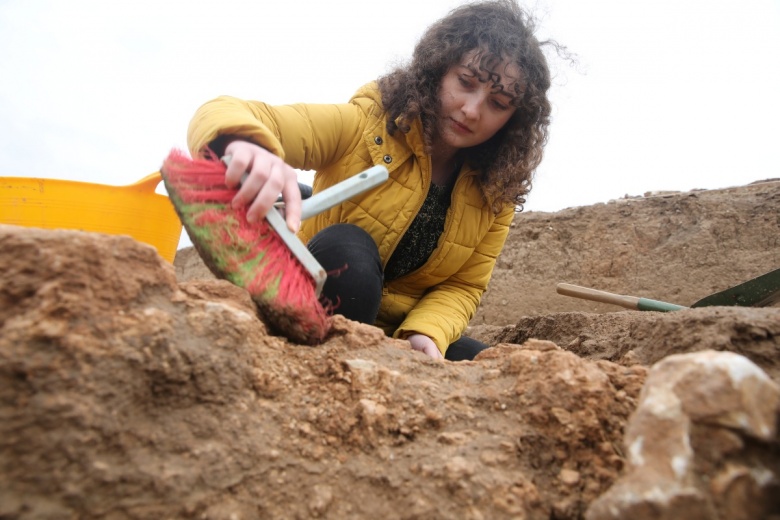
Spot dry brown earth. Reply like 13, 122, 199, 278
1, 179, 778, 519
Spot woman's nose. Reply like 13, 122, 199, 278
461, 93, 483, 120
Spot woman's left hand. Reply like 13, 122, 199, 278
407, 334, 444, 360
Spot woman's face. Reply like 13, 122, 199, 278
436, 51, 521, 151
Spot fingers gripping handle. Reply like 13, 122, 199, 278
224, 155, 389, 221
222, 157, 389, 298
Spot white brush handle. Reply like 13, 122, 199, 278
264, 208, 328, 296
301, 165, 388, 220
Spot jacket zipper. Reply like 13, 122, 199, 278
381, 155, 433, 271
383, 160, 475, 281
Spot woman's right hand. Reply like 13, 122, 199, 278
223, 140, 302, 233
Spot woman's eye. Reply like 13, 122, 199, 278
492, 99, 509, 110
458, 76, 472, 87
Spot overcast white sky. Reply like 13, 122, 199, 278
1, 0, 778, 249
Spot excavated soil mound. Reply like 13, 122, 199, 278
475, 179, 780, 324
2, 180, 779, 519
468, 308, 780, 382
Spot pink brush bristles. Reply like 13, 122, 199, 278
161, 149, 330, 344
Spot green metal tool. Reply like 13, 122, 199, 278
690, 268, 780, 308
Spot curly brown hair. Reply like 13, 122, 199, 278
377, 0, 554, 213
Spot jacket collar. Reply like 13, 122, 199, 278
355, 82, 479, 181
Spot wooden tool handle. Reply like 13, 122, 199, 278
556, 283, 640, 309
557, 283, 686, 312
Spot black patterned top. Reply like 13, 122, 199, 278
384, 182, 454, 281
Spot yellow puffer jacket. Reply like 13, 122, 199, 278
188, 82, 514, 355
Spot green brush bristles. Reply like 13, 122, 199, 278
161, 149, 331, 344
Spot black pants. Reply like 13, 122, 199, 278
307, 223, 489, 361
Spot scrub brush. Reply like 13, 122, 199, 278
160, 148, 387, 344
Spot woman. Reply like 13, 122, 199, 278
187, 0, 554, 360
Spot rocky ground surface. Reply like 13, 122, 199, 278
1, 179, 779, 519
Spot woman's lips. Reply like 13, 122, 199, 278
450, 118, 472, 133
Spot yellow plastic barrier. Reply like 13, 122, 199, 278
0, 172, 182, 263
